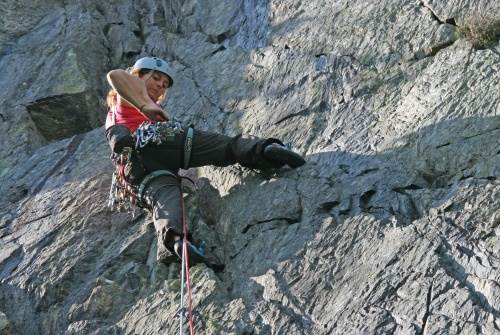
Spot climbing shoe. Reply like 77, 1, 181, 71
263, 143, 306, 168
173, 240, 225, 272
174, 239, 206, 265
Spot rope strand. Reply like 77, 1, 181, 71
179, 176, 197, 335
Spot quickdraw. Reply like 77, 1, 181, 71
108, 147, 139, 215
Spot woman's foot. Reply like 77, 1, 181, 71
173, 240, 225, 272
263, 143, 306, 168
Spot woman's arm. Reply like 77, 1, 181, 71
107, 69, 168, 121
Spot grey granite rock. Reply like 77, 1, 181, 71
0, 311, 14, 335
0, 1, 498, 334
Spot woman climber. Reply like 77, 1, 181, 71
105, 56, 305, 270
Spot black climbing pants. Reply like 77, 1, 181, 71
136, 128, 282, 256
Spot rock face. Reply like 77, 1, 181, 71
0, 1, 499, 334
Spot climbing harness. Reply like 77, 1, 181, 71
107, 121, 194, 213
136, 169, 177, 204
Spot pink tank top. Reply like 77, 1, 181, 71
105, 104, 150, 132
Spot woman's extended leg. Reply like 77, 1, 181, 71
138, 126, 304, 173
188, 129, 286, 169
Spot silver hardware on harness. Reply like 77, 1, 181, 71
134, 121, 183, 148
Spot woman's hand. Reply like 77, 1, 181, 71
107, 70, 170, 122
140, 103, 170, 122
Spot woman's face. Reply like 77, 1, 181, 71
142, 71, 171, 102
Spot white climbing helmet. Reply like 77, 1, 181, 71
133, 56, 174, 87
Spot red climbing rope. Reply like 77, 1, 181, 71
179, 176, 196, 335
